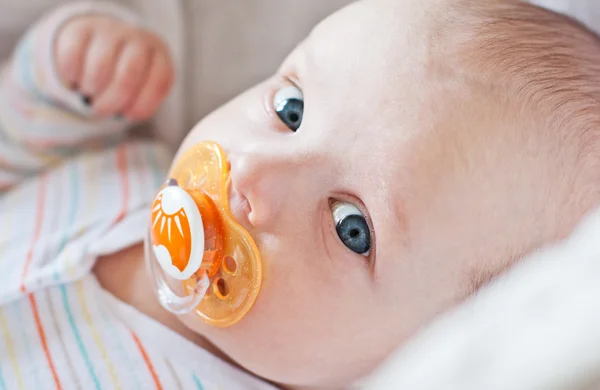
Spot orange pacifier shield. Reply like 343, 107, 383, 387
144, 141, 262, 327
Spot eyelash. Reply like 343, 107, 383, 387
282, 74, 301, 90
271, 76, 301, 103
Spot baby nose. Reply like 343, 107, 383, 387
229, 147, 321, 227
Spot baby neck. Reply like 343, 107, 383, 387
93, 243, 236, 366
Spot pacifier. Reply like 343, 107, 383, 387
144, 141, 262, 327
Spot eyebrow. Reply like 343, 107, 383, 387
462, 251, 523, 300
280, 41, 310, 83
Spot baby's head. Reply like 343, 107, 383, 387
173, 0, 600, 387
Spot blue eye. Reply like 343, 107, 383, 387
331, 201, 371, 256
274, 86, 304, 131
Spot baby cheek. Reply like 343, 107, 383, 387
255, 265, 380, 382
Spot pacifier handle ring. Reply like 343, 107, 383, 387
145, 237, 209, 315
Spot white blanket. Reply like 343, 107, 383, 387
363, 206, 600, 390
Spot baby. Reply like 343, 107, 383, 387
2, 0, 600, 389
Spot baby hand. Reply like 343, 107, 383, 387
54, 15, 174, 120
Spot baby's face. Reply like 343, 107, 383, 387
173, 0, 559, 387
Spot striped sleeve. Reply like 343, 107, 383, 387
0, 2, 140, 192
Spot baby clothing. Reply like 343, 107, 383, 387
0, 4, 276, 389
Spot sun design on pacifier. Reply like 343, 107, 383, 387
151, 179, 205, 281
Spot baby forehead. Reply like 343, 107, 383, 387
303, 0, 443, 82
294, 4, 474, 169
294, 0, 477, 131
298, 0, 583, 165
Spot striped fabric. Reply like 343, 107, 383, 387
0, 3, 277, 390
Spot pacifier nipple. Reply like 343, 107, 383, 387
145, 141, 262, 328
